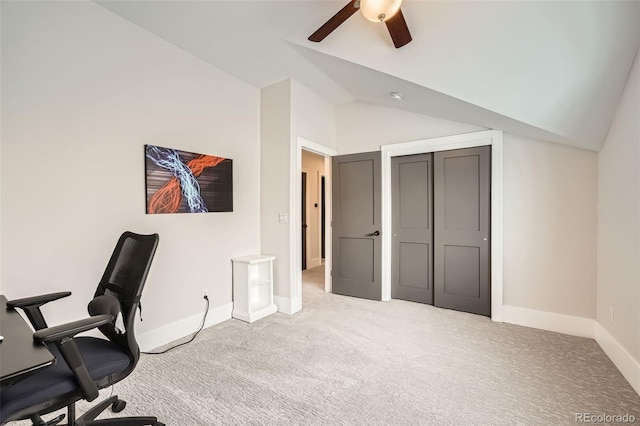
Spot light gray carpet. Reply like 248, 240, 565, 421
19, 265, 640, 425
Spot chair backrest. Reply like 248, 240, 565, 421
91, 232, 159, 367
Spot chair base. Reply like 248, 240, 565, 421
31, 396, 163, 426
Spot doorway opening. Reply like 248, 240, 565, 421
321, 176, 326, 260
292, 138, 337, 313
301, 171, 307, 271
301, 170, 326, 276
301, 152, 325, 272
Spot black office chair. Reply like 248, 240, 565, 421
0, 232, 163, 426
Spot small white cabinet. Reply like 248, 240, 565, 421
231, 255, 277, 323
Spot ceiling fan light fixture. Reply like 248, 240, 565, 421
360, 0, 403, 22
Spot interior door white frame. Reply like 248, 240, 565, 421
381, 130, 503, 322
292, 137, 337, 312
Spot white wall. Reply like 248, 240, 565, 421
597, 50, 640, 364
260, 79, 335, 311
260, 80, 292, 299
291, 80, 336, 151
302, 150, 326, 270
336, 101, 598, 321
502, 134, 597, 318
336, 101, 484, 155
0, 1, 260, 346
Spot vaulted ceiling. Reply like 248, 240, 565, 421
96, 1, 640, 151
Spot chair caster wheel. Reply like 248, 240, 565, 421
111, 399, 126, 413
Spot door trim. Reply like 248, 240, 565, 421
381, 130, 503, 322
292, 137, 337, 313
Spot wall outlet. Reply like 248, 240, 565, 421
609, 307, 614, 322
279, 213, 288, 223
202, 289, 209, 300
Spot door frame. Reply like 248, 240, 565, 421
291, 137, 337, 312
381, 130, 503, 322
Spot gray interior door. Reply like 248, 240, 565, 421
391, 154, 433, 304
332, 151, 382, 300
434, 146, 491, 316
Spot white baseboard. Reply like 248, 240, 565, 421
595, 323, 640, 395
137, 302, 233, 352
501, 306, 640, 396
502, 305, 596, 338
292, 296, 302, 313
274, 295, 301, 315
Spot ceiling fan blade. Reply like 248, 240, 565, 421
308, 0, 360, 42
385, 8, 412, 48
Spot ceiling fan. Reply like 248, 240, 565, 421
308, 0, 412, 49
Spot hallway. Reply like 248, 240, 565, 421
302, 264, 325, 293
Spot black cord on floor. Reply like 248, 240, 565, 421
142, 295, 210, 355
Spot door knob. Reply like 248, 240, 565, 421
367, 230, 380, 237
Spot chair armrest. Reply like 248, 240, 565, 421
32, 314, 114, 403
33, 314, 114, 343
7, 291, 72, 309
7, 292, 72, 330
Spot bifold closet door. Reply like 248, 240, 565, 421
391, 154, 433, 304
433, 146, 491, 316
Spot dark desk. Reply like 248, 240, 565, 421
0, 295, 55, 386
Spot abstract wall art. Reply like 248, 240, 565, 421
144, 145, 233, 214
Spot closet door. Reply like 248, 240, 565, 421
391, 154, 433, 304
433, 146, 491, 316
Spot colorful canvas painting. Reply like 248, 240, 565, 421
144, 145, 233, 214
